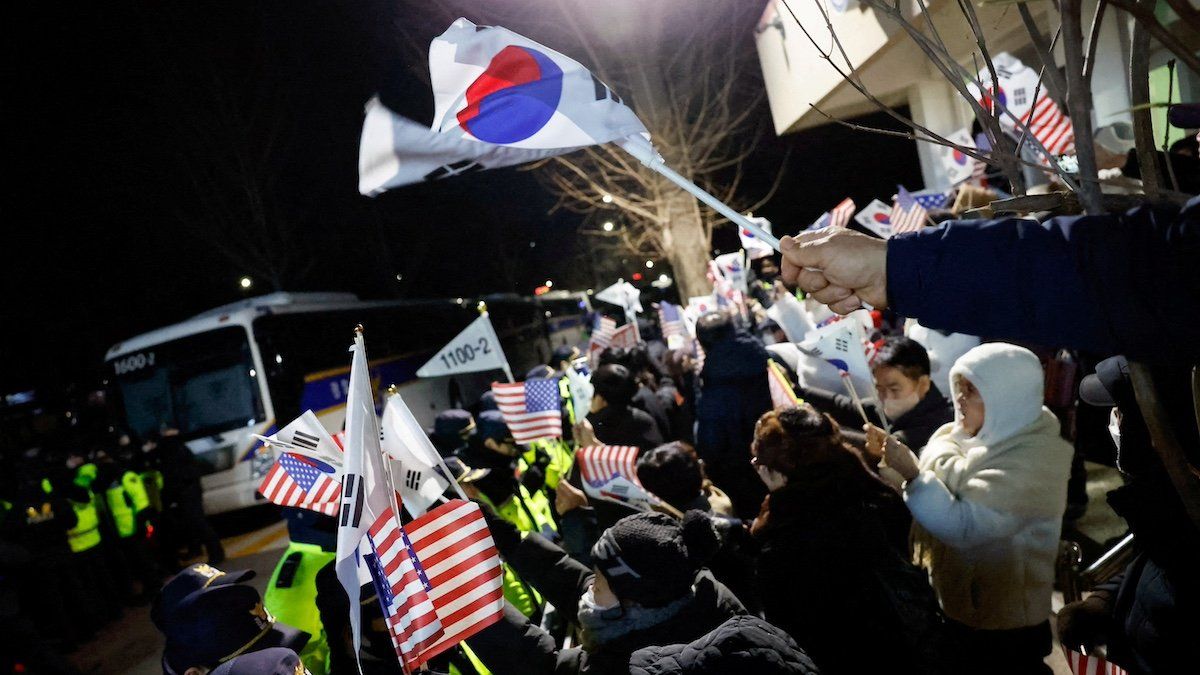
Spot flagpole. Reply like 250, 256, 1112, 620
617, 135, 781, 252
363, 329, 410, 532
479, 302, 515, 383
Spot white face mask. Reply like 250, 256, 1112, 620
580, 584, 618, 612
755, 464, 788, 491
1108, 408, 1121, 452
882, 391, 921, 420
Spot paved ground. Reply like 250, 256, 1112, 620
69, 463, 1128, 674
67, 508, 289, 675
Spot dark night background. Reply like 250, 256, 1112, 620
2, 1, 921, 395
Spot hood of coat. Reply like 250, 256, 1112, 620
949, 343, 1044, 447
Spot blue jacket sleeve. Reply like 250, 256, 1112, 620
887, 197, 1200, 361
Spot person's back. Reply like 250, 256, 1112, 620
693, 313, 771, 518
749, 406, 924, 674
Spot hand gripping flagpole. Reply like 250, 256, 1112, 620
478, 301, 515, 383
617, 135, 781, 252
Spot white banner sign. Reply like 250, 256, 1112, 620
416, 313, 509, 378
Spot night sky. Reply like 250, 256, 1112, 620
3, 1, 921, 395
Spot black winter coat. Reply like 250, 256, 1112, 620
798, 383, 953, 454
587, 404, 663, 450
468, 508, 746, 675
628, 615, 819, 675
753, 478, 919, 675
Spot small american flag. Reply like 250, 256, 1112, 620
591, 315, 618, 349
767, 360, 801, 409
577, 445, 660, 509
1062, 649, 1127, 675
809, 197, 855, 231
658, 302, 686, 339
1021, 96, 1075, 157
909, 188, 949, 211
368, 500, 504, 670
258, 453, 342, 516
492, 379, 563, 443
404, 500, 505, 661
367, 507, 445, 669
889, 186, 928, 236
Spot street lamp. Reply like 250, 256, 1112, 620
602, 221, 614, 232
545, 279, 554, 287
239, 276, 253, 290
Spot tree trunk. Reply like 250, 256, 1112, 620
1061, 0, 1106, 214
659, 187, 711, 301
1129, 7, 1163, 198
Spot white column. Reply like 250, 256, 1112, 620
907, 77, 972, 190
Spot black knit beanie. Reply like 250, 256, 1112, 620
590, 510, 720, 607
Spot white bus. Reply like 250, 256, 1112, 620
104, 292, 575, 514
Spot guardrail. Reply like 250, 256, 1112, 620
1057, 533, 1136, 605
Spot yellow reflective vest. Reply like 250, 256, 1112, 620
265, 541, 336, 675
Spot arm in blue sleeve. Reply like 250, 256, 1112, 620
887, 197, 1200, 361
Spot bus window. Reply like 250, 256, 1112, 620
107, 326, 264, 441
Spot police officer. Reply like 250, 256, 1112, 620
157, 429, 224, 566
97, 440, 160, 602
0, 450, 84, 649
64, 449, 122, 629
155, 563, 310, 675
426, 409, 475, 458
264, 509, 336, 675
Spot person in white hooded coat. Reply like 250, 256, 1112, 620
868, 343, 1073, 675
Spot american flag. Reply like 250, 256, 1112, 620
657, 302, 686, 339
1020, 95, 1075, 157
492, 379, 563, 443
591, 315, 618, 348
258, 453, 342, 516
368, 500, 504, 670
909, 188, 949, 211
366, 507, 444, 669
1062, 649, 1127, 675
577, 445, 660, 509
889, 186, 928, 236
809, 197, 856, 231
767, 360, 801, 409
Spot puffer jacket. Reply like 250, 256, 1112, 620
907, 344, 1074, 630
628, 615, 820, 675
466, 508, 745, 675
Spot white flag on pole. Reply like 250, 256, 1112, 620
853, 199, 894, 239
564, 365, 593, 423
594, 281, 642, 317
797, 319, 875, 398
738, 217, 775, 260
380, 393, 451, 517
714, 251, 748, 291
766, 290, 816, 343
416, 313, 509, 378
335, 332, 394, 661
253, 410, 344, 468
359, 18, 648, 195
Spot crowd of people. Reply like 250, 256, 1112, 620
0, 420, 237, 672
5, 192, 1200, 675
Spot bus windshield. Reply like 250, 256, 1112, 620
108, 326, 264, 440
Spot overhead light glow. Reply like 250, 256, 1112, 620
602, 194, 613, 204
239, 276, 253, 289
602, 221, 614, 232
645, 260, 654, 269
